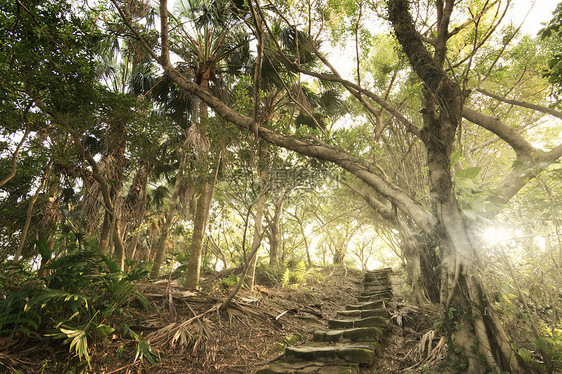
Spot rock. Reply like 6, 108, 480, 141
258, 268, 393, 373
328, 315, 388, 329
313, 326, 383, 342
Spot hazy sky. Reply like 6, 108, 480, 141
510, 0, 559, 35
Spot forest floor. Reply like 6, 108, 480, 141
3, 266, 443, 373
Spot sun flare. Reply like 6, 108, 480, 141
481, 227, 511, 246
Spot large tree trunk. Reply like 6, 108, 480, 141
388, 1, 523, 371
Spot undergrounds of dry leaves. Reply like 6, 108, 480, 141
2, 267, 442, 373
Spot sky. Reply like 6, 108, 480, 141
509, 0, 559, 35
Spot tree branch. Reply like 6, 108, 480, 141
449, 0, 500, 37
160, 0, 170, 64
156, 58, 436, 234
110, 0, 160, 62
476, 88, 562, 121
0, 125, 30, 188
463, 106, 562, 206
462, 106, 537, 158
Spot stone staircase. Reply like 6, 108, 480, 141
256, 268, 393, 374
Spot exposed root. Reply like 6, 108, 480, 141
404, 329, 447, 371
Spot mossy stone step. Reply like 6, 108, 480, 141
364, 273, 390, 278
363, 279, 390, 286
335, 308, 389, 319
361, 284, 392, 292
364, 273, 388, 278
313, 326, 383, 343
328, 315, 388, 329
362, 280, 389, 287
357, 293, 392, 303
285, 344, 376, 365
361, 287, 392, 293
360, 287, 391, 295
256, 361, 359, 374
365, 268, 392, 275
364, 277, 390, 282
346, 300, 389, 311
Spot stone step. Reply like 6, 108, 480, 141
364, 279, 389, 283
357, 293, 392, 303
362, 283, 390, 290
365, 268, 392, 275
363, 278, 390, 284
260, 268, 393, 374
284, 344, 377, 365
360, 288, 392, 296
363, 276, 390, 282
360, 287, 391, 295
328, 315, 388, 329
313, 326, 383, 343
335, 308, 389, 320
346, 300, 388, 311
256, 361, 359, 374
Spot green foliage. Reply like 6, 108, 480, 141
281, 260, 309, 287
123, 325, 159, 364
0, 242, 151, 366
540, 2, 562, 98
221, 274, 241, 288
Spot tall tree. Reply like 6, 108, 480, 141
114, 0, 562, 370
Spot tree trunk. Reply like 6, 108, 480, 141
122, 163, 150, 262
332, 247, 345, 265
99, 211, 112, 253
149, 155, 188, 279
386, 1, 524, 370
246, 173, 266, 290
268, 193, 284, 267
184, 153, 220, 289
184, 181, 210, 289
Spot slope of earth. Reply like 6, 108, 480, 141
0, 266, 363, 373
2, 267, 441, 373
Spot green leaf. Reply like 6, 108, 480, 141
456, 167, 481, 179
518, 347, 532, 362
512, 160, 524, 167
61, 327, 90, 364
470, 198, 486, 213
93, 323, 115, 336
456, 178, 477, 190
451, 151, 460, 166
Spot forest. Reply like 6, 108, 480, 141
1, 0, 562, 372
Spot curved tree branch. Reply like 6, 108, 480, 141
463, 106, 562, 205
462, 106, 537, 157
0, 126, 30, 188
159, 58, 437, 234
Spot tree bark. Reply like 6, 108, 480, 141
149, 154, 188, 279
122, 163, 150, 262
246, 176, 265, 290
268, 192, 284, 267
388, 0, 522, 371
184, 153, 220, 289
0, 126, 30, 189
15, 163, 50, 262
184, 181, 210, 288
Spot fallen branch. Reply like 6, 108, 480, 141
104, 359, 141, 374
